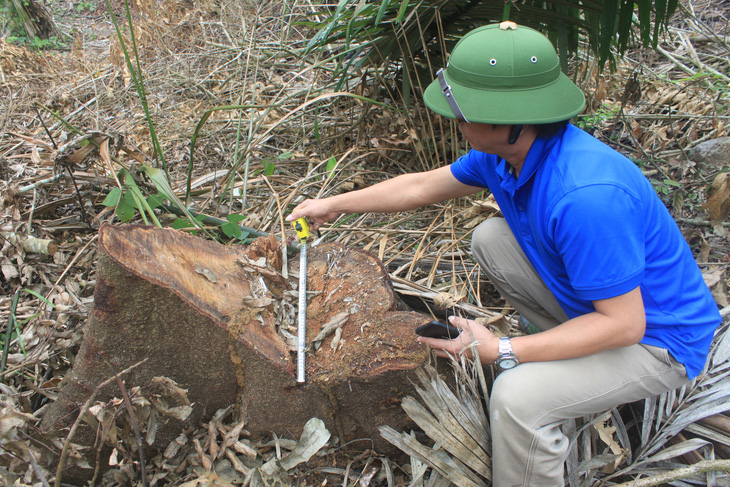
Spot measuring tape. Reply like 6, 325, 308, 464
291, 218, 310, 383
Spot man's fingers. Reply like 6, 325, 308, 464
448, 315, 467, 329
418, 336, 467, 355
286, 203, 309, 222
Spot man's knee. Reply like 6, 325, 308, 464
472, 217, 507, 250
489, 367, 547, 427
471, 217, 511, 270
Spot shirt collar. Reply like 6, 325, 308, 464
495, 130, 561, 196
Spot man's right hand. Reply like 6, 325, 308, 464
286, 198, 341, 232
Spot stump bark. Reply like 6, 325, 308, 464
41, 224, 430, 468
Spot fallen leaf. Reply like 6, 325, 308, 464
433, 292, 464, 310
703, 172, 730, 222
703, 269, 724, 289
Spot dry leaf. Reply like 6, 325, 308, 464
703, 269, 724, 289
703, 172, 730, 222
433, 292, 464, 311
593, 413, 626, 473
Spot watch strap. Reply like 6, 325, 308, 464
497, 337, 519, 368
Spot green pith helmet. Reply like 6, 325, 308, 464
423, 22, 586, 125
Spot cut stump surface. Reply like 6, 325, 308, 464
41, 224, 430, 468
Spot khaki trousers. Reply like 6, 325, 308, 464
471, 218, 690, 487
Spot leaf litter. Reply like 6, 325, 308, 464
0, 0, 729, 485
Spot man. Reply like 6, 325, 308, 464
287, 22, 721, 486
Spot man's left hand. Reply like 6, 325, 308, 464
417, 316, 500, 364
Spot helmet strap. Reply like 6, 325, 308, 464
508, 124, 523, 145
436, 68, 469, 123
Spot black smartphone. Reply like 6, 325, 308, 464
415, 320, 461, 339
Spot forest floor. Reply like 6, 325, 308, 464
1, 0, 729, 485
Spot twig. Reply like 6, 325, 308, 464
114, 372, 148, 487
26, 446, 52, 487
63, 166, 90, 224
612, 459, 730, 486
0, 232, 58, 256
656, 45, 698, 77
18, 174, 64, 193
54, 359, 148, 487
43, 234, 98, 304
43, 97, 97, 133
677, 217, 730, 228
34, 106, 58, 150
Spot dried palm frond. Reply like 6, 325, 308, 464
380, 354, 491, 487
599, 306, 730, 485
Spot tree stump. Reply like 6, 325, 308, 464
41, 224, 430, 469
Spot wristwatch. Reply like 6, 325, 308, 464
496, 337, 519, 370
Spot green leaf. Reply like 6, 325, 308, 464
172, 215, 206, 229
374, 0, 391, 25
227, 214, 247, 224
326, 156, 338, 176
22, 289, 54, 308
172, 218, 192, 229
264, 159, 276, 176
637, 0, 652, 45
222, 214, 250, 240
102, 188, 122, 207
221, 221, 243, 239
117, 199, 136, 222
276, 151, 294, 159
395, 0, 409, 23
147, 193, 164, 210
121, 190, 139, 210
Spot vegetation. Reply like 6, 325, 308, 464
302, 0, 681, 86
1, 0, 60, 47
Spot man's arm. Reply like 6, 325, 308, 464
286, 166, 482, 229
422, 287, 646, 364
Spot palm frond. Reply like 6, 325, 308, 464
302, 0, 680, 83
604, 306, 730, 483
379, 354, 491, 487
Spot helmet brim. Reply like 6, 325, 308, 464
423, 69, 586, 125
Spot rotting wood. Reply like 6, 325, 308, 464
40, 224, 431, 480
0, 232, 57, 255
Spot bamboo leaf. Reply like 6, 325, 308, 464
395, 0, 409, 24
375, 0, 392, 25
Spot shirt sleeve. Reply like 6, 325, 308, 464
549, 184, 646, 301
449, 150, 491, 188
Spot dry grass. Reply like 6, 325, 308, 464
0, 0, 729, 485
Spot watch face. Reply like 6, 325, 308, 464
499, 358, 518, 370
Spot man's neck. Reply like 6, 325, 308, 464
501, 126, 538, 178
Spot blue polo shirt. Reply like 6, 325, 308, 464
451, 124, 720, 379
